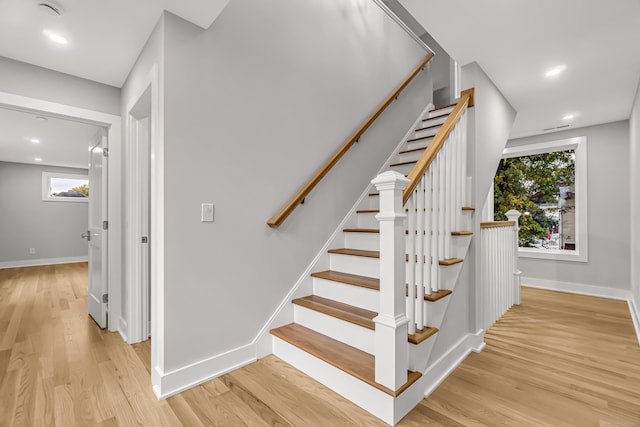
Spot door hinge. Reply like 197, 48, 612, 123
102, 294, 109, 304
103, 147, 109, 157
102, 220, 108, 230
141, 236, 148, 243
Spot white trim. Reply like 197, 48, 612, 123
502, 136, 588, 262
628, 297, 640, 346
0, 256, 88, 269
152, 344, 256, 399
521, 277, 630, 301
0, 90, 122, 335
252, 103, 435, 358
118, 317, 129, 343
422, 330, 485, 398
371, 0, 434, 54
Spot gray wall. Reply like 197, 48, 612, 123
160, 1, 431, 372
461, 62, 517, 332
0, 161, 88, 264
0, 56, 121, 116
630, 80, 640, 307
507, 121, 630, 291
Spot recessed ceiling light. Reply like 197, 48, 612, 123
30, 138, 41, 143
563, 114, 575, 120
545, 65, 567, 78
35, 116, 48, 122
42, 29, 68, 45
34, 157, 43, 162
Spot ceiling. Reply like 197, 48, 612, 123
399, 0, 640, 139
0, 0, 229, 88
0, 107, 101, 169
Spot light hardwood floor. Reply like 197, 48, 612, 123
1, 263, 639, 426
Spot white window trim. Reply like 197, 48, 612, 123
42, 171, 89, 203
501, 136, 588, 262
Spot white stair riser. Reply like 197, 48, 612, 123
405, 139, 432, 151
398, 149, 426, 163
439, 263, 464, 291
356, 212, 379, 229
417, 115, 447, 128
329, 253, 379, 278
293, 305, 375, 354
428, 106, 454, 118
272, 337, 397, 425
451, 235, 473, 260
313, 277, 379, 312
388, 162, 415, 176
344, 232, 379, 251
413, 126, 440, 139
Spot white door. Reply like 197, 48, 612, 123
87, 129, 108, 328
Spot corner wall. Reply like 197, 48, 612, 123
0, 161, 88, 267
158, 1, 431, 391
507, 121, 631, 296
630, 78, 640, 325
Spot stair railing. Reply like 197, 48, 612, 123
267, 53, 434, 228
480, 210, 522, 330
372, 89, 473, 391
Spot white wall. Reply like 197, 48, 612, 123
507, 121, 630, 293
461, 62, 517, 332
159, 0, 430, 377
0, 161, 88, 266
629, 80, 640, 310
0, 56, 120, 116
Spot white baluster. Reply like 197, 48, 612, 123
424, 172, 432, 295
438, 153, 445, 261
416, 177, 425, 330
372, 171, 409, 391
406, 194, 416, 335
431, 157, 440, 291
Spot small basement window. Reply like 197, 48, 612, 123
42, 172, 89, 202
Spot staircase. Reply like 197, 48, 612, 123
270, 101, 475, 425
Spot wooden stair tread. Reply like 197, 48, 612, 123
292, 295, 376, 330
451, 230, 473, 236
408, 327, 439, 344
270, 324, 421, 397
462, 206, 476, 211
424, 289, 453, 302
406, 135, 435, 144
439, 258, 464, 266
356, 209, 378, 214
311, 270, 379, 290
398, 146, 427, 155
328, 248, 380, 258
414, 123, 441, 132
389, 160, 418, 167
430, 102, 457, 112
343, 228, 379, 233
368, 193, 379, 197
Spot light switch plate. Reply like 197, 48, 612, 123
201, 203, 214, 222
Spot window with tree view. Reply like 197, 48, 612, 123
42, 172, 89, 202
495, 150, 576, 250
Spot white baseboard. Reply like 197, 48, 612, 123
118, 316, 129, 343
0, 256, 88, 269
628, 297, 640, 346
153, 343, 256, 399
521, 277, 630, 301
422, 330, 485, 398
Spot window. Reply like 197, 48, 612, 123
495, 136, 587, 262
42, 172, 89, 202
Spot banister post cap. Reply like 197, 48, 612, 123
371, 170, 410, 190
505, 210, 522, 220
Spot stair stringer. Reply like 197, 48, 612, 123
254, 103, 435, 358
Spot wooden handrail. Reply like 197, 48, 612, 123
267, 54, 434, 228
480, 221, 515, 229
402, 88, 475, 205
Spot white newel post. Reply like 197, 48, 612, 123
505, 210, 522, 305
372, 171, 409, 391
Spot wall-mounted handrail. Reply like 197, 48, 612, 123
267, 54, 434, 228
403, 88, 474, 205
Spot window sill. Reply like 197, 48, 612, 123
518, 247, 587, 263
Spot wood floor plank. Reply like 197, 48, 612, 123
2, 264, 639, 426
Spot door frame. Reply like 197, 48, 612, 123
0, 90, 122, 333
